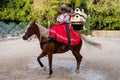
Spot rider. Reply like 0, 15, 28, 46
49, 4, 80, 48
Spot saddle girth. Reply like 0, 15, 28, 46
40, 37, 58, 53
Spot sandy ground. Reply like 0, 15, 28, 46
0, 37, 120, 80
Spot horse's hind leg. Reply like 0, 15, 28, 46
37, 52, 47, 71
72, 51, 83, 73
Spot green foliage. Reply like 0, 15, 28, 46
74, 0, 81, 8
86, 0, 120, 30
0, 0, 33, 26
32, 0, 71, 27
78, 30, 89, 35
0, 0, 120, 31
71, 0, 87, 12
0, 0, 72, 27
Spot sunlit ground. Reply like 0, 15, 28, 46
0, 37, 120, 80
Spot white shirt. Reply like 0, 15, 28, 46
57, 13, 70, 23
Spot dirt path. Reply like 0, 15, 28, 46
0, 37, 120, 80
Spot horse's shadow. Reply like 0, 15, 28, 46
27, 57, 113, 79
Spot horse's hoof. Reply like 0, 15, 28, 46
75, 69, 79, 73
43, 66, 47, 71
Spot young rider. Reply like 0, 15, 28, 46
49, 4, 80, 48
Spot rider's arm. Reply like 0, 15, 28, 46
64, 15, 70, 24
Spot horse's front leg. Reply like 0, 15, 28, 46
37, 52, 47, 71
47, 52, 53, 78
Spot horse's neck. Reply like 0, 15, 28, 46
36, 24, 49, 38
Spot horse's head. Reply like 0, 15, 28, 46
23, 22, 40, 40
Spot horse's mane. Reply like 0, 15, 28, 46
35, 23, 49, 37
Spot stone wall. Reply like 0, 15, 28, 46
92, 30, 120, 37
0, 21, 25, 39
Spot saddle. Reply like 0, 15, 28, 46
40, 37, 68, 53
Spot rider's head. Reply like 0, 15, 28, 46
59, 4, 68, 13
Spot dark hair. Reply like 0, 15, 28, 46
61, 8, 67, 12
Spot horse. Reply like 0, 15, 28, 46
22, 22, 101, 77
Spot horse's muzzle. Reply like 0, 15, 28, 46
22, 35, 28, 40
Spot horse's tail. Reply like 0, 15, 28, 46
80, 34, 101, 49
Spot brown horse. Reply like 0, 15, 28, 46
23, 22, 101, 77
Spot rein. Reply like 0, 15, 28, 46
66, 23, 71, 48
